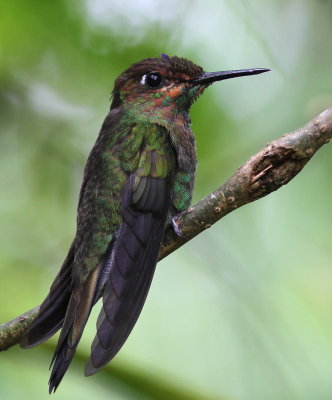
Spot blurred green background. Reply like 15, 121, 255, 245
1, 1, 331, 399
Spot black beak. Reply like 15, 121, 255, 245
190, 68, 270, 86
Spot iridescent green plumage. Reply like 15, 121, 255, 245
20, 55, 269, 392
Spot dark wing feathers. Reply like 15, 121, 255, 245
85, 172, 170, 375
21, 132, 175, 390
86, 228, 160, 373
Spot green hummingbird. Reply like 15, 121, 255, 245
20, 55, 269, 392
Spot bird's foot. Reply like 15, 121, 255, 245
171, 216, 183, 237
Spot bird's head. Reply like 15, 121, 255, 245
111, 54, 269, 121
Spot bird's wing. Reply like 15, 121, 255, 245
85, 145, 175, 375
20, 109, 122, 353
22, 115, 176, 391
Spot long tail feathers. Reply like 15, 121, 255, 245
20, 242, 75, 348
21, 172, 170, 390
20, 240, 103, 393
48, 265, 101, 393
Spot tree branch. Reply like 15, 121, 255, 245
160, 108, 332, 258
1, 108, 331, 351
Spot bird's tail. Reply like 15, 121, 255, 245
20, 242, 75, 348
20, 241, 102, 393
47, 265, 101, 392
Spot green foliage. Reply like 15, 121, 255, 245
1, 1, 332, 399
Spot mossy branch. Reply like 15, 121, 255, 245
1, 108, 331, 352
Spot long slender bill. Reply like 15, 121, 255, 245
191, 68, 270, 85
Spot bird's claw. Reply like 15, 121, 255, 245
171, 217, 183, 237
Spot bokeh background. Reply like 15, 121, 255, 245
1, 1, 332, 399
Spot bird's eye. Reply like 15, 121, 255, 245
143, 72, 163, 88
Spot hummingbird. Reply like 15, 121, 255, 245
20, 54, 269, 392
